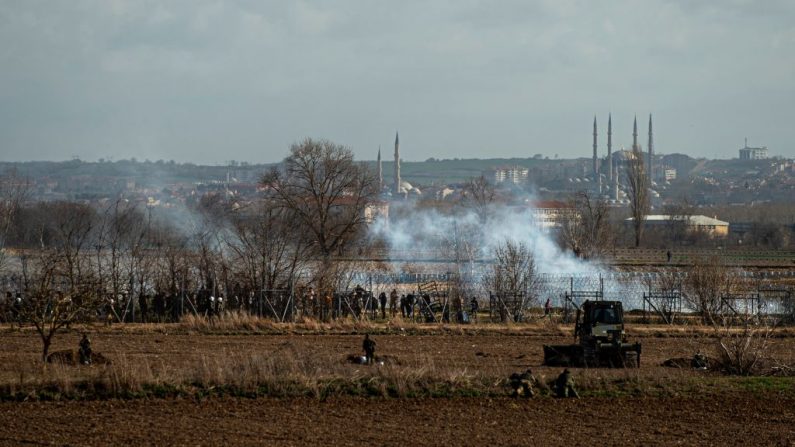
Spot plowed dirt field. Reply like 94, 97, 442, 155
1, 327, 794, 446
1, 395, 794, 446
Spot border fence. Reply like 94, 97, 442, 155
1, 270, 793, 324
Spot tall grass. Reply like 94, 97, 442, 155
3, 349, 794, 401
175, 311, 574, 336
0, 348, 505, 401
178, 311, 381, 334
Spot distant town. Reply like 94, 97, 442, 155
1, 135, 791, 209
1, 130, 792, 252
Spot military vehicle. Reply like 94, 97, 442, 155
543, 300, 641, 368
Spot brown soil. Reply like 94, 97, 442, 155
2, 326, 795, 445
1, 395, 793, 446
2, 329, 793, 383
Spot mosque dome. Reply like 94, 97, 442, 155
394, 181, 414, 194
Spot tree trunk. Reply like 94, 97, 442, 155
634, 222, 642, 247
41, 334, 52, 363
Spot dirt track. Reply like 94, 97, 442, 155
1, 395, 794, 446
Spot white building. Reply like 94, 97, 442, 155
529, 201, 576, 230
486, 165, 529, 185
739, 139, 768, 160
364, 200, 389, 223
626, 215, 730, 237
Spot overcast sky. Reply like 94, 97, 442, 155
1, 1, 793, 164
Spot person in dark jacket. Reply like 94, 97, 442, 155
362, 334, 376, 365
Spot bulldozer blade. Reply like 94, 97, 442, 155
543, 345, 585, 367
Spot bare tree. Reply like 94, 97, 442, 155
261, 138, 378, 292
148, 221, 189, 320
95, 200, 155, 322
17, 202, 101, 361
683, 256, 738, 326
191, 211, 224, 302
128, 206, 157, 322
653, 268, 683, 296
683, 256, 776, 375
747, 220, 790, 248
460, 175, 495, 223
713, 315, 775, 375
453, 175, 498, 269
626, 149, 650, 247
0, 170, 29, 273
226, 201, 307, 296
482, 240, 541, 322
559, 190, 613, 259
641, 267, 683, 324
95, 200, 133, 318
663, 196, 694, 246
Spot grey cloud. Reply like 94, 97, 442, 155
0, 0, 793, 163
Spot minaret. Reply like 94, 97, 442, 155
648, 114, 654, 185
393, 132, 401, 196
613, 147, 620, 201
377, 146, 383, 191
632, 115, 639, 152
607, 113, 613, 182
592, 116, 598, 179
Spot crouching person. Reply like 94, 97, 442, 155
362, 334, 376, 365
509, 369, 537, 398
554, 369, 579, 398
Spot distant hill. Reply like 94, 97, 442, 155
370, 157, 572, 185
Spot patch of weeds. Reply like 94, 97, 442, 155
734, 377, 795, 394
142, 383, 183, 399
581, 388, 632, 398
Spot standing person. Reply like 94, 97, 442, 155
353, 285, 365, 319
153, 293, 165, 322
11, 293, 21, 325
370, 292, 378, 320
78, 334, 92, 365
323, 292, 333, 322
389, 289, 398, 318
362, 334, 376, 365
379, 292, 387, 319
666, 250, 673, 263
470, 297, 479, 321
105, 297, 115, 326
544, 298, 552, 317
207, 296, 215, 319
216, 295, 224, 315
306, 287, 316, 319
138, 294, 148, 323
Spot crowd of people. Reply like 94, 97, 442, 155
1, 280, 550, 326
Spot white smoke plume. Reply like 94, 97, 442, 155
369, 201, 600, 275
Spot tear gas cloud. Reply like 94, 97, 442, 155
367, 201, 656, 308
369, 201, 599, 275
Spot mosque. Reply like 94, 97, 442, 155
592, 114, 656, 202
